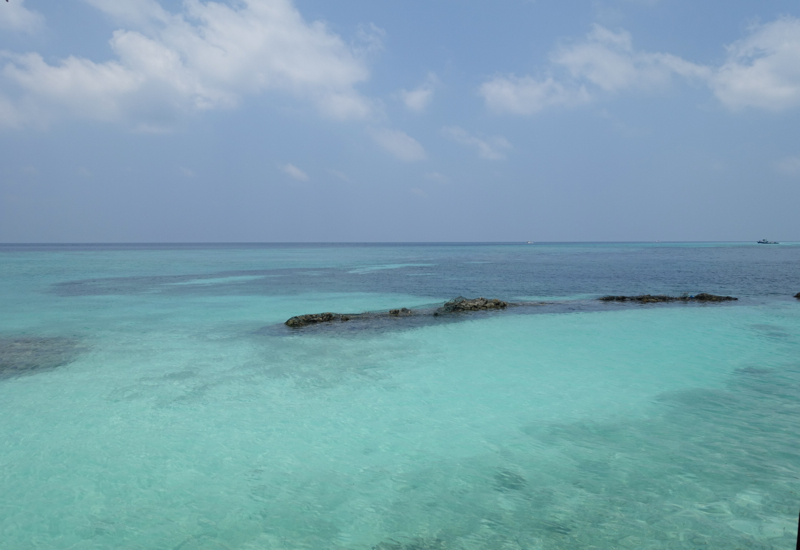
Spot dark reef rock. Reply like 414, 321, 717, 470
435, 296, 508, 314
692, 293, 738, 302
281, 292, 738, 332
599, 293, 737, 304
285, 297, 511, 328
795, 292, 800, 299
0, 336, 84, 379
285, 312, 346, 328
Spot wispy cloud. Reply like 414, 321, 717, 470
327, 169, 352, 183
282, 163, 310, 181
480, 25, 707, 115
442, 126, 511, 160
369, 128, 426, 162
481, 17, 800, 115
481, 76, 591, 115
398, 72, 438, 113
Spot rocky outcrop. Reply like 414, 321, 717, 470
285, 312, 351, 328
282, 292, 739, 330
435, 296, 508, 314
599, 293, 737, 303
692, 293, 738, 302
285, 297, 509, 328
795, 292, 800, 299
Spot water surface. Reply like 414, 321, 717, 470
0, 242, 798, 549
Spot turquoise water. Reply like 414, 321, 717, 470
0, 243, 798, 549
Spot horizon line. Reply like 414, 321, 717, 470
1, 240, 795, 246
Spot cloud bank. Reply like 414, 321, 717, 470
0, 0, 375, 128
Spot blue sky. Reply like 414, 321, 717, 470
1, 0, 799, 242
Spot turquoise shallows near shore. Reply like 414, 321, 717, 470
0, 242, 798, 549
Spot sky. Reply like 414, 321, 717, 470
1, 0, 799, 243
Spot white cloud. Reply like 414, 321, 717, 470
0, 0, 44, 34
711, 17, 800, 111
282, 163, 309, 181
775, 155, 800, 176
369, 128, 426, 162
0, 0, 374, 128
442, 126, 511, 160
3, 53, 145, 123
398, 72, 438, 113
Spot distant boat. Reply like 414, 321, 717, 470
757, 239, 779, 244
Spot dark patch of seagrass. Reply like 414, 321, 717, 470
494, 468, 527, 491
0, 336, 85, 379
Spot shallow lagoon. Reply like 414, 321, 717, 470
0, 243, 798, 549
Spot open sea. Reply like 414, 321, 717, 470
0, 242, 798, 550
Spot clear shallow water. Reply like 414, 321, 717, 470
0, 242, 798, 549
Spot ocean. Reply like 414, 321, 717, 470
0, 242, 798, 549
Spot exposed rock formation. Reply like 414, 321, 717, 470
435, 296, 508, 314
285, 313, 351, 328
283, 292, 739, 330
285, 297, 509, 328
599, 293, 737, 303
795, 292, 800, 299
